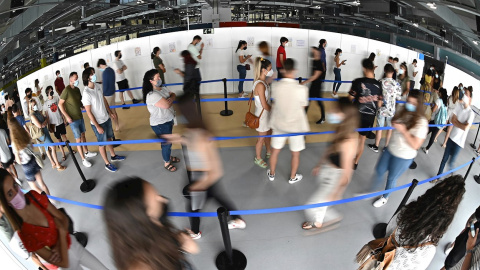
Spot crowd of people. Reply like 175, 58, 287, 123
0, 34, 478, 270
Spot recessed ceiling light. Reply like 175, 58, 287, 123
427, 2, 437, 9
413, 23, 418, 27
473, 40, 478, 45
445, 40, 449, 43
406, 29, 410, 32
376, 24, 379, 27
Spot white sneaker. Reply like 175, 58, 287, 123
445, 242, 454, 255
373, 197, 388, 208
288, 174, 303, 184
267, 169, 275, 181
228, 219, 246, 230
82, 159, 92, 167
422, 147, 428, 154
84, 151, 98, 158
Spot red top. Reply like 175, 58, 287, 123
276, 45, 286, 68
18, 191, 71, 252
54, 78, 65, 95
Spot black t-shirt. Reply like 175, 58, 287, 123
445, 221, 480, 269
349, 77, 383, 115
312, 60, 323, 85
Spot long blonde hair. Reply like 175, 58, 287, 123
7, 111, 31, 150
253, 57, 271, 82
331, 97, 360, 152
451, 87, 459, 104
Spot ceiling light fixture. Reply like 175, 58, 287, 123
427, 2, 437, 9
413, 23, 418, 27
406, 29, 410, 32
445, 40, 449, 43
376, 24, 379, 27
353, 0, 360, 6
473, 40, 478, 45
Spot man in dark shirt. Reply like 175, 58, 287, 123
276, 37, 288, 79
302, 47, 325, 124
97, 59, 120, 132
54, 70, 66, 95
349, 58, 383, 170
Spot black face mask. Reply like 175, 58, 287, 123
244, 46, 247, 50
118, 54, 122, 59
159, 199, 170, 226
26, 94, 32, 99
49, 91, 54, 97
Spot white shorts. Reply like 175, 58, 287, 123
104, 95, 116, 108
271, 130, 305, 152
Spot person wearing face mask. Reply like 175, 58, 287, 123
43, 86, 68, 163
332, 48, 346, 97
235, 40, 253, 97
458, 83, 465, 100
142, 69, 180, 172
408, 59, 418, 91
23, 88, 46, 160
369, 90, 428, 207
59, 72, 98, 168
302, 97, 359, 231
104, 177, 198, 269
251, 57, 273, 168
97, 58, 120, 132
436, 88, 475, 177
29, 99, 66, 172
396, 62, 410, 103
151, 47, 166, 84
302, 47, 326, 125
54, 70, 65, 95
113, 50, 140, 110
187, 35, 204, 88
435, 87, 460, 145
0, 169, 108, 270
82, 67, 125, 173
276, 37, 288, 79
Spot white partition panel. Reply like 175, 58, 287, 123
444, 64, 480, 108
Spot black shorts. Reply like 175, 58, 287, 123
117, 79, 129, 90
54, 123, 67, 140
359, 113, 376, 136
1, 156, 14, 168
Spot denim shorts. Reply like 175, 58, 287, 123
377, 115, 393, 128
69, 118, 86, 139
38, 127, 55, 151
23, 157, 41, 182
91, 118, 114, 143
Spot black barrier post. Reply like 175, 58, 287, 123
65, 141, 96, 193
464, 158, 476, 181
474, 174, 480, 184
215, 207, 247, 270
220, 78, 233, 116
298, 77, 303, 83
470, 125, 480, 150
373, 179, 419, 239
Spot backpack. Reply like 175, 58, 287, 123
434, 103, 448, 125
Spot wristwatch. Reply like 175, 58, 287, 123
467, 249, 475, 254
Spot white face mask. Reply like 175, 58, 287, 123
266, 69, 274, 77
463, 94, 470, 107
398, 69, 405, 75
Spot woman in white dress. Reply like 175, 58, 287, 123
252, 57, 273, 168
435, 87, 459, 146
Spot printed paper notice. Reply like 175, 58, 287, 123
351, 44, 357, 54
287, 37, 293, 47
296, 40, 305, 47
79, 61, 84, 70
376, 49, 381, 56
134, 47, 142, 56
247, 37, 254, 47
169, 42, 176, 53
206, 38, 213, 48
106, 53, 113, 64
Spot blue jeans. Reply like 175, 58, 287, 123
237, 65, 247, 93
333, 68, 341, 93
438, 138, 462, 175
151, 120, 174, 162
372, 149, 413, 198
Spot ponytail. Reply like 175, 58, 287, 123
254, 57, 272, 82
151, 47, 160, 59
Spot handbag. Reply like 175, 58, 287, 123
26, 147, 44, 169
245, 64, 251, 70
28, 120, 44, 140
244, 92, 264, 129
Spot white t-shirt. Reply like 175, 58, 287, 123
408, 64, 418, 78
187, 44, 201, 68
12, 144, 32, 165
113, 60, 126, 82
82, 83, 110, 125
388, 117, 428, 159
0, 129, 11, 163
270, 78, 309, 133
450, 103, 475, 148
146, 88, 175, 126
43, 97, 63, 126
236, 49, 246, 66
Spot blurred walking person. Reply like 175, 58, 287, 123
302, 47, 325, 124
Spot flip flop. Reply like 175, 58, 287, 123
170, 156, 180, 163
164, 163, 177, 172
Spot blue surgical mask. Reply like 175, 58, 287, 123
98, 68, 105, 72
339, 53, 342, 56
398, 69, 404, 75
156, 78, 162, 87
73, 80, 79, 87
32, 105, 38, 111
460, 86, 464, 90
91, 74, 97, 83
326, 113, 343, 124
405, 103, 416, 112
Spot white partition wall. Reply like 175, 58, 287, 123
444, 64, 480, 108
17, 27, 429, 104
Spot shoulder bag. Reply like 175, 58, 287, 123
28, 115, 44, 140
26, 147, 44, 169
244, 91, 264, 129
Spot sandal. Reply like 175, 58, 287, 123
56, 165, 66, 172
170, 156, 180, 163
61, 156, 67, 162
265, 153, 271, 159
302, 221, 320, 230
254, 157, 267, 168
164, 163, 177, 172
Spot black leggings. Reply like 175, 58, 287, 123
425, 121, 440, 150
187, 180, 241, 234
305, 74, 326, 120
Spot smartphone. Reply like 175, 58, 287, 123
471, 221, 477, 237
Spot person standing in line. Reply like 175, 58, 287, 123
268, 59, 309, 184
151, 47, 166, 84
113, 50, 140, 110
12, 105, 28, 134
387, 56, 397, 80
4, 94, 14, 111
422, 88, 448, 154
7, 112, 51, 195
276, 37, 288, 79
28, 99, 66, 172
83, 62, 90, 69
97, 58, 121, 132
436, 88, 474, 177
174, 50, 202, 115
54, 70, 66, 95
302, 97, 359, 231
0, 125, 20, 185
58, 72, 98, 168
164, 94, 246, 239
43, 86, 68, 162
34, 79, 44, 106
142, 69, 180, 172
187, 35, 204, 88
332, 48, 346, 98
368, 52, 378, 71
435, 87, 459, 144
22, 88, 45, 160
82, 68, 126, 173
349, 59, 383, 170
104, 177, 198, 269
368, 64, 402, 153
235, 40, 253, 97
0, 169, 109, 270
252, 57, 273, 168
397, 62, 410, 101
302, 47, 325, 125
369, 90, 428, 207
258, 41, 274, 69
409, 59, 418, 90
